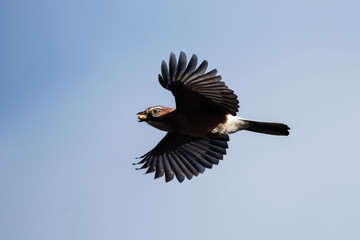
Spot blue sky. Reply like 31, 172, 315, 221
1, 0, 360, 239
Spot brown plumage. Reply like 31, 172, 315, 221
134, 52, 290, 183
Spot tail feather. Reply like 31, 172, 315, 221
245, 120, 290, 136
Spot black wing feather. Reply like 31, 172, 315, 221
155, 156, 164, 179
176, 52, 187, 81
169, 52, 177, 81
181, 54, 198, 83
158, 52, 239, 116
134, 133, 230, 183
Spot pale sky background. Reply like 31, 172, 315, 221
1, 1, 360, 239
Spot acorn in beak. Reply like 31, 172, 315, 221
137, 111, 147, 122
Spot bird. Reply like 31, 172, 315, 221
134, 52, 290, 183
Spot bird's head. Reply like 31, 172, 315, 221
137, 106, 174, 122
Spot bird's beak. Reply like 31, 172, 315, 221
137, 111, 147, 122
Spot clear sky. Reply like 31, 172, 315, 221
1, 0, 360, 239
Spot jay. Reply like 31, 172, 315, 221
135, 52, 290, 183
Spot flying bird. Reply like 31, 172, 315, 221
134, 52, 290, 183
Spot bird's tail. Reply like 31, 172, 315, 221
244, 120, 290, 136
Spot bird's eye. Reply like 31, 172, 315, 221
152, 109, 159, 115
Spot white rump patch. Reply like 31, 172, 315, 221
212, 115, 248, 135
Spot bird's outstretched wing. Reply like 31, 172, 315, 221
134, 133, 230, 182
158, 52, 239, 116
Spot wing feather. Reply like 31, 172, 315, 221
159, 52, 239, 116
135, 133, 230, 182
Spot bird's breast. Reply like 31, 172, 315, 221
146, 120, 174, 132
